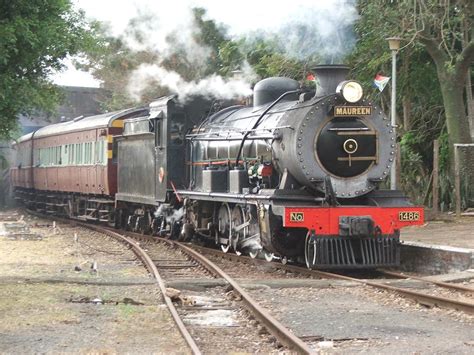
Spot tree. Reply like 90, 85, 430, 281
349, 0, 474, 205
84, 5, 324, 111
0, 0, 100, 140
354, 0, 473, 146
411, 0, 473, 146
241, 38, 308, 80
83, 7, 233, 110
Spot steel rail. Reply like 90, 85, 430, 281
376, 269, 474, 294
25, 210, 474, 341
82, 225, 202, 355
188, 245, 474, 315
23, 211, 202, 355
159, 239, 313, 354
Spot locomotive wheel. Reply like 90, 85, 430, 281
231, 205, 247, 256
217, 203, 232, 253
305, 232, 317, 269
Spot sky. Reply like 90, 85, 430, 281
51, 0, 357, 88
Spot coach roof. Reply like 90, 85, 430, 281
33, 107, 147, 139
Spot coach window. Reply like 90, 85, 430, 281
112, 140, 118, 164
91, 142, 94, 164
99, 140, 105, 164
86, 142, 89, 164
87, 142, 91, 164
84, 143, 88, 164
102, 140, 106, 164
79, 143, 83, 165
76, 143, 81, 165
86, 143, 90, 164
154, 119, 162, 147
151, 110, 164, 148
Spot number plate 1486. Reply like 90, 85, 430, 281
398, 211, 420, 221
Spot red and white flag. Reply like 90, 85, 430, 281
373, 73, 390, 92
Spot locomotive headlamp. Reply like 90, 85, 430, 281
337, 81, 363, 103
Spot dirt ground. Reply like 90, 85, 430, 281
249, 285, 474, 354
0, 212, 190, 354
402, 216, 474, 249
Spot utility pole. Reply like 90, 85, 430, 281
387, 37, 401, 190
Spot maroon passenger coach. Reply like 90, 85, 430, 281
11, 108, 147, 222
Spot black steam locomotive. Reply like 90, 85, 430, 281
12, 64, 423, 268
115, 64, 424, 268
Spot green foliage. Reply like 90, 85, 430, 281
192, 7, 228, 77
242, 38, 306, 80
350, 0, 474, 208
438, 131, 451, 173
399, 132, 430, 203
0, 0, 101, 140
81, 30, 157, 110
86, 8, 315, 110
84, 7, 234, 110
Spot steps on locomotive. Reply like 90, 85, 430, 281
86, 208, 110, 213
76, 215, 109, 222
45, 203, 67, 207
87, 199, 114, 204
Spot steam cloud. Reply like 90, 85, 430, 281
95, 0, 358, 102
128, 64, 254, 102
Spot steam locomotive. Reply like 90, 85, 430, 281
11, 64, 424, 268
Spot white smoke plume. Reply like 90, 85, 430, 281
76, 0, 358, 100
123, 6, 211, 68
128, 64, 253, 102
206, 0, 358, 62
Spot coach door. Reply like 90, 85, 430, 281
154, 108, 168, 202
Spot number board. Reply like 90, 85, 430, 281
398, 211, 420, 222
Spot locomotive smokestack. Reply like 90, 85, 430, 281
313, 64, 350, 97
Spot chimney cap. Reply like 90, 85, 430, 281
312, 64, 350, 71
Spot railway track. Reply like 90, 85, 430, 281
117, 230, 312, 354
0, 211, 22, 221
185, 244, 474, 315
24, 211, 313, 354
21, 209, 473, 353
